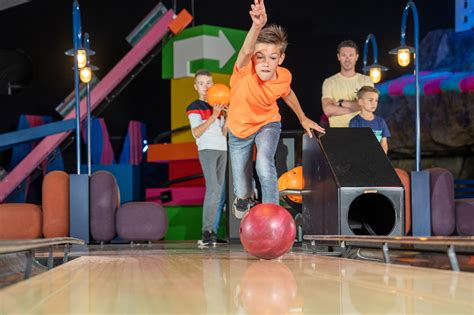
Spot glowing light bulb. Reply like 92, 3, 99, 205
369, 67, 382, 83
397, 48, 411, 67
80, 66, 92, 83
77, 49, 87, 69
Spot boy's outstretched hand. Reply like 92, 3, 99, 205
300, 117, 326, 138
249, 0, 267, 29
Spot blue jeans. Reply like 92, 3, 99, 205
228, 122, 281, 204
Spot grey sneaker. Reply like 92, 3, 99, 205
232, 197, 256, 219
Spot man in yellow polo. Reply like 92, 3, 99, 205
321, 40, 374, 127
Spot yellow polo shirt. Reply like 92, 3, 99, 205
322, 73, 373, 127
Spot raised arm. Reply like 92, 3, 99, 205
235, 0, 267, 70
283, 89, 325, 137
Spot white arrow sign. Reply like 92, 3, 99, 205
173, 30, 235, 78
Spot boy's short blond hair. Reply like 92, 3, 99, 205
194, 69, 211, 82
256, 24, 288, 53
357, 86, 380, 99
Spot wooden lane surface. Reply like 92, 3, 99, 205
0, 247, 473, 314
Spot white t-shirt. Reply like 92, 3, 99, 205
186, 100, 227, 151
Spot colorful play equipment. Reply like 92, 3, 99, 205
162, 24, 245, 143
80, 118, 115, 165
0, 3, 192, 203
78, 119, 144, 204
119, 121, 147, 165
3, 115, 65, 203
0, 2, 192, 246
146, 138, 206, 240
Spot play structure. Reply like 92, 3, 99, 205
0, 2, 191, 202
0, 2, 246, 243
0, 2, 192, 242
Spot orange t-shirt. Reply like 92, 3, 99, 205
227, 61, 292, 138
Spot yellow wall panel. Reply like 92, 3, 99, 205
171, 73, 230, 143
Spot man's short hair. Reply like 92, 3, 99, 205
194, 69, 211, 81
357, 86, 380, 99
337, 40, 359, 54
256, 24, 288, 53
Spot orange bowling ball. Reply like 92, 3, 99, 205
206, 83, 230, 106
278, 166, 304, 203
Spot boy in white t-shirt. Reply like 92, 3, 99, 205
186, 70, 227, 246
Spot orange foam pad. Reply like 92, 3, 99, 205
147, 142, 198, 162
395, 168, 411, 235
0, 204, 42, 239
169, 9, 193, 35
42, 171, 69, 238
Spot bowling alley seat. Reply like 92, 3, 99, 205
90, 171, 168, 242
396, 167, 474, 236
426, 168, 457, 236
455, 198, 474, 236
426, 168, 474, 236
395, 168, 474, 236
0, 171, 69, 239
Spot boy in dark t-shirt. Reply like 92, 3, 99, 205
349, 86, 391, 154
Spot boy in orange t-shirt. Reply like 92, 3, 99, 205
228, 0, 325, 219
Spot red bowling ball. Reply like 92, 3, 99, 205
240, 203, 296, 260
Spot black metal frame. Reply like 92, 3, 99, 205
0, 238, 83, 279
304, 236, 474, 272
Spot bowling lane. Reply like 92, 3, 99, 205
0, 246, 473, 314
